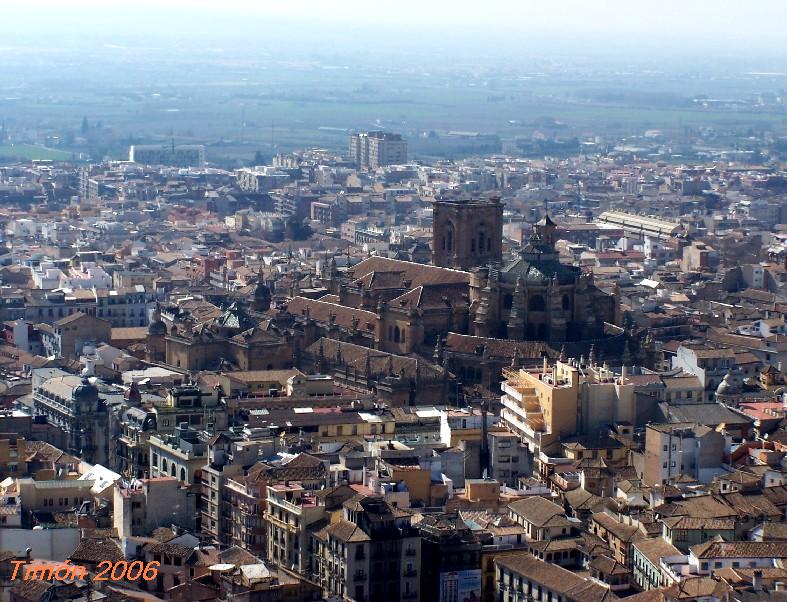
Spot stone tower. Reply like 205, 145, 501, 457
432, 197, 503, 270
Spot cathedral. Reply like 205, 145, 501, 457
469, 214, 618, 341
314, 199, 618, 353
433, 198, 618, 343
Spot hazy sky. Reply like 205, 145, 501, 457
3, 0, 786, 57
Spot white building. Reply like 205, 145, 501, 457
129, 144, 206, 167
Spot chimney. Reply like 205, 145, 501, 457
753, 570, 763, 590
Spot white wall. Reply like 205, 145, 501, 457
0, 528, 81, 560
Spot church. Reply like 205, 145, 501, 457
314, 198, 619, 356
468, 213, 618, 342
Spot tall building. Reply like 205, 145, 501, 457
349, 131, 407, 169
129, 144, 206, 167
431, 197, 504, 270
31, 369, 109, 466
266, 483, 326, 574
643, 423, 725, 486
312, 495, 421, 602
500, 358, 635, 467
417, 515, 482, 602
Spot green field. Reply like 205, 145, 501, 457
0, 144, 72, 161
2, 40, 787, 165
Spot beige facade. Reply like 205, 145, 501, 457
266, 483, 326, 574
501, 359, 635, 462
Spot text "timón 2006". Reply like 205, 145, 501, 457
10, 560, 160, 581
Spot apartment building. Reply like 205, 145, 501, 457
312, 495, 421, 602
495, 553, 611, 602
643, 422, 726, 486
349, 131, 407, 169
266, 483, 326, 574
129, 144, 206, 167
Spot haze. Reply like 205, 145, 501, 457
4, 0, 787, 57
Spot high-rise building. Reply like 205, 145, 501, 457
349, 131, 407, 169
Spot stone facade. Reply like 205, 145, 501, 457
432, 197, 503, 270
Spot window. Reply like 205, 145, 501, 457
528, 295, 545, 312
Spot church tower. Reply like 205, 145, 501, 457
432, 197, 503, 270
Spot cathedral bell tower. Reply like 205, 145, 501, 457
432, 196, 504, 270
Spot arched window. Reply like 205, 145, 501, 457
487, 237, 492, 252
528, 295, 545, 311
180, 468, 186, 482
442, 235, 447, 251
503, 293, 513, 310
394, 326, 401, 343
171, 463, 176, 477
562, 294, 570, 311
478, 232, 485, 253
446, 227, 453, 252
401, 329, 406, 344
161, 459, 167, 472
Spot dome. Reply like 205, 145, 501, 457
73, 376, 99, 404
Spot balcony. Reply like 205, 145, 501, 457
404, 568, 417, 577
